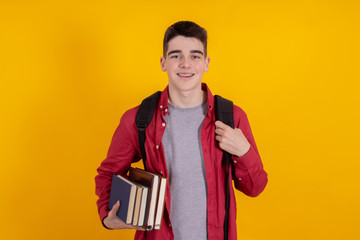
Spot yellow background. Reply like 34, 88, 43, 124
1, 0, 359, 239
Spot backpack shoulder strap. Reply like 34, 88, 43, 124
135, 91, 161, 170
214, 94, 234, 240
214, 95, 234, 129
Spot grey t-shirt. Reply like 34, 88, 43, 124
162, 102, 208, 240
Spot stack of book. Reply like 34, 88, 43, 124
108, 167, 167, 230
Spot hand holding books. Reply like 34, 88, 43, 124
103, 200, 146, 230
107, 168, 167, 231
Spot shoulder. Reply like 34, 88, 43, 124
121, 105, 139, 122
120, 89, 165, 128
233, 104, 247, 119
212, 94, 247, 121
232, 103, 251, 130
115, 105, 139, 135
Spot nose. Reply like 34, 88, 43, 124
179, 57, 191, 68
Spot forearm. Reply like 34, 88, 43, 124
232, 146, 268, 197
95, 152, 140, 222
231, 107, 268, 197
95, 110, 141, 223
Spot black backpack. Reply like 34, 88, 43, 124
135, 91, 234, 240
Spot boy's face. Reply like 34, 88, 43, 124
160, 36, 210, 94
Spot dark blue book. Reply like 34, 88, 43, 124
108, 174, 138, 224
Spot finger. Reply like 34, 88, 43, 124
215, 128, 224, 136
132, 226, 146, 231
114, 200, 120, 210
109, 200, 120, 216
215, 120, 231, 130
217, 140, 229, 152
215, 120, 226, 129
216, 134, 230, 145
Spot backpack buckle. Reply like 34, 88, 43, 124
137, 119, 147, 130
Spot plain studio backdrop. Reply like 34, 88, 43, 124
0, 0, 359, 239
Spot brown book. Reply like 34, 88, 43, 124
129, 168, 160, 230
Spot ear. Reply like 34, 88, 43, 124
160, 57, 167, 72
204, 56, 210, 72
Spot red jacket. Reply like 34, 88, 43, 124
95, 83, 268, 240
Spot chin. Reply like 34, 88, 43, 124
174, 82, 201, 92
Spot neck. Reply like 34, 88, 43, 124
168, 86, 206, 108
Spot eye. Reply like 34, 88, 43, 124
192, 55, 201, 59
170, 55, 179, 59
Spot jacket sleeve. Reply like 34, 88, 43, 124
94, 108, 141, 223
231, 106, 268, 197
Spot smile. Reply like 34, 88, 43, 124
177, 73, 195, 77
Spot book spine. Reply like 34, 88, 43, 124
146, 177, 159, 230
138, 187, 148, 227
126, 186, 137, 224
154, 178, 167, 230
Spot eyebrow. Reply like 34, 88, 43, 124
167, 50, 204, 56
168, 50, 181, 56
190, 50, 204, 55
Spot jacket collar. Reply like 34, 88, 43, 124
158, 83, 215, 115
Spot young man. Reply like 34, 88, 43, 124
95, 21, 268, 240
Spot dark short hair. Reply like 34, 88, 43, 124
163, 21, 208, 57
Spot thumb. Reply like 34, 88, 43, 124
110, 200, 120, 216
114, 200, 120, 210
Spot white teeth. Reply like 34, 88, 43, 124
178, 73, 194, 77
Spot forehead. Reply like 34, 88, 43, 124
166, 36, 204, 54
